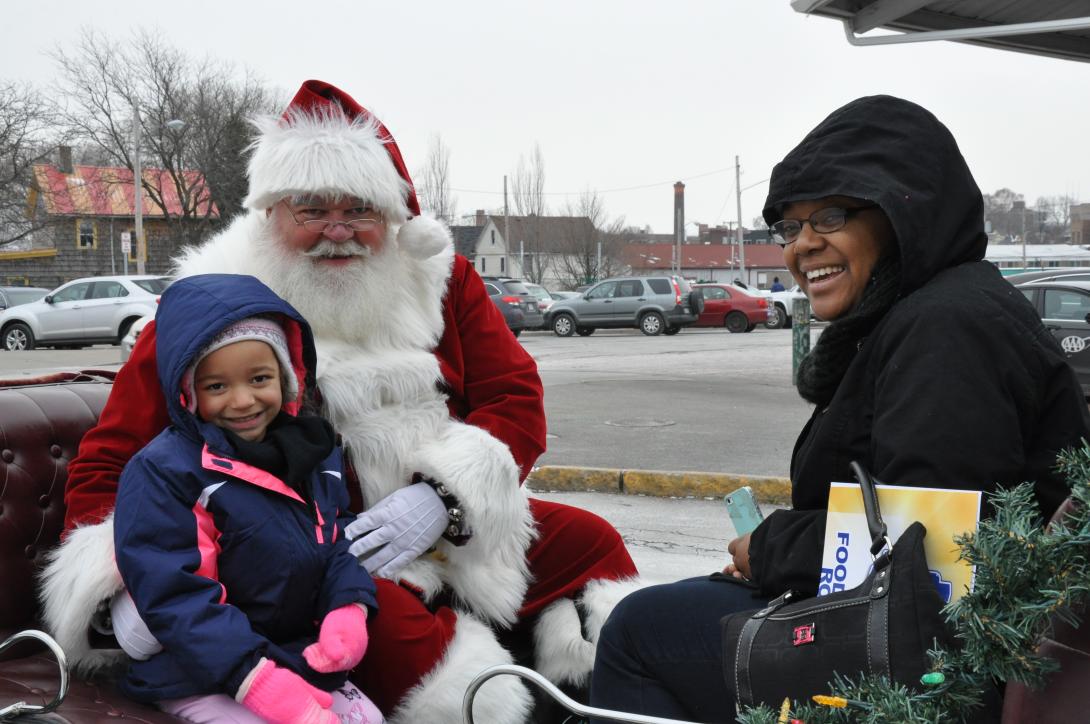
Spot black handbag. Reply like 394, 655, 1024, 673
721, 461, 957, 709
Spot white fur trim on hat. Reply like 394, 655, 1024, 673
244, 106, 412, 223
397, 215, 453, 260
182, 316, 299, 413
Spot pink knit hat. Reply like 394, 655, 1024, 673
181, 316, 300, 413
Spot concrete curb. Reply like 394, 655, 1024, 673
527, 465, 792, 505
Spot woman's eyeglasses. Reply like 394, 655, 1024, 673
769, 204, 879, 247
282, 201, 382, 234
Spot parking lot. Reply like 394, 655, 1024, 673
521, 325, 817, 477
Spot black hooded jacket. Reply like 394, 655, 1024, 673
749, 95, 1090, 597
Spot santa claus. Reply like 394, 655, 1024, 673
41, 80, 642, 723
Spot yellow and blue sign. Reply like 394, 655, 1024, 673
818, 483, 981, 603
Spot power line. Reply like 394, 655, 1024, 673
449, 164, 740, 197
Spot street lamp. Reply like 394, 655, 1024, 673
131, 105, 185, 275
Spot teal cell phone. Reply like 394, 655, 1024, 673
724, 486, 764, 536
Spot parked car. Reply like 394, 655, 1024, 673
550, 290, 581, 301
1006, 267, 1090, 286
693, 283, 771, 332
120, 312, 155, 363
0, 275, 171, 351
727, 280, 807, 329
1018, 279, 1090, 395
766, 284, 808, 328
0, 286, 49, 311
524, 282, 556, 316
482, 277, 545, 334
544, 275, 704, 337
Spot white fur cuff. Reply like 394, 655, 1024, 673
412, 421, 535, 627
38, 515, 127, 673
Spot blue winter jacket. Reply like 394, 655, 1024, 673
113, 274, 377, 703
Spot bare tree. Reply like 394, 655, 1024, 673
0, 82, 63, 248
1035, 194, 1079, 242
552, 189, 626, 289
983, 188, 1024, 240
511, 143, 546, 216
51, 29, 277, 251
416, 133, 456, 224
506, 143, 550, 281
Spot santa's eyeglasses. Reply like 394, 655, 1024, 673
281, 201, 382, 234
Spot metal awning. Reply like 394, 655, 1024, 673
791, 1, 1090, 63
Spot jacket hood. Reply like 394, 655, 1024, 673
762, 95, 987, 295
154, 274, 317, 441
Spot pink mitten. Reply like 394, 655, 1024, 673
304, 603, 369, 673
238, 658, 337, 724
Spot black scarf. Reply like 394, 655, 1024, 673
223, 412, 336, 510
796, 254, 903, 407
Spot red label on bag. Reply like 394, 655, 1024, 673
793, 623, 816, 646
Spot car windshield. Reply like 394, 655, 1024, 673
501, 280, 531, 295
526, 285, 551, 301
132, 278, 171, 294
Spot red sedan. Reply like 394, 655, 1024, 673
692, 284, 771, 333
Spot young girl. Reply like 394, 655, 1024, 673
112, 273, 382, 724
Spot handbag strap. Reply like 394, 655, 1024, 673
734, 590, 798, 707
850, 461, 891, 566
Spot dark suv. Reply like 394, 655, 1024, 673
482, 277, 545, 336
544, 275, 704, 336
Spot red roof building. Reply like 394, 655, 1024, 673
1, 161, 217, 289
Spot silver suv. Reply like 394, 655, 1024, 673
544, 275, 704, 336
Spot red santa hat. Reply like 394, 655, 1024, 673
244, 81, 449, 258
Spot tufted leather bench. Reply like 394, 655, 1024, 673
0, 372, 178, 721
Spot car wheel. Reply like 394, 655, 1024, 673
512, 329, 522, 338
576, 327, 595, 337
745, 323, 756, 332
552, 314, 576, 337
725, 311, 749, 334
640, 311, 666, 336
764, 305, 788, 329
117, 316, 140, 343
688, 289, 706, 314
663, 326, 680, 336
3, 322, 35, 351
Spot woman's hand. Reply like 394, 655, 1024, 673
725, 533, 752, 580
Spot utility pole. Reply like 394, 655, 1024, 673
735, 155, 744, 284
673, 182, 685, 277
504, 175, 512, 275
1013, 200, 1027, 271
133, 102, 145, 275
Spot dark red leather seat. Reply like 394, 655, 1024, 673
0, 374, 178, 721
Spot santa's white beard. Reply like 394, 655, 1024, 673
248, 218, 427, 349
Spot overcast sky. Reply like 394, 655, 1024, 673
4, 1, 1088, 233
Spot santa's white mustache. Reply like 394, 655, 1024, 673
303, 239, 373, 258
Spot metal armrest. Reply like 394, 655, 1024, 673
462, 664, 697, 724
0, 630, 69, 720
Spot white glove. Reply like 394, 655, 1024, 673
110, 589, 163, 660
345, 482, 449, 579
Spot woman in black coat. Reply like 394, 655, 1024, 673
588, 95, 1090, 723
